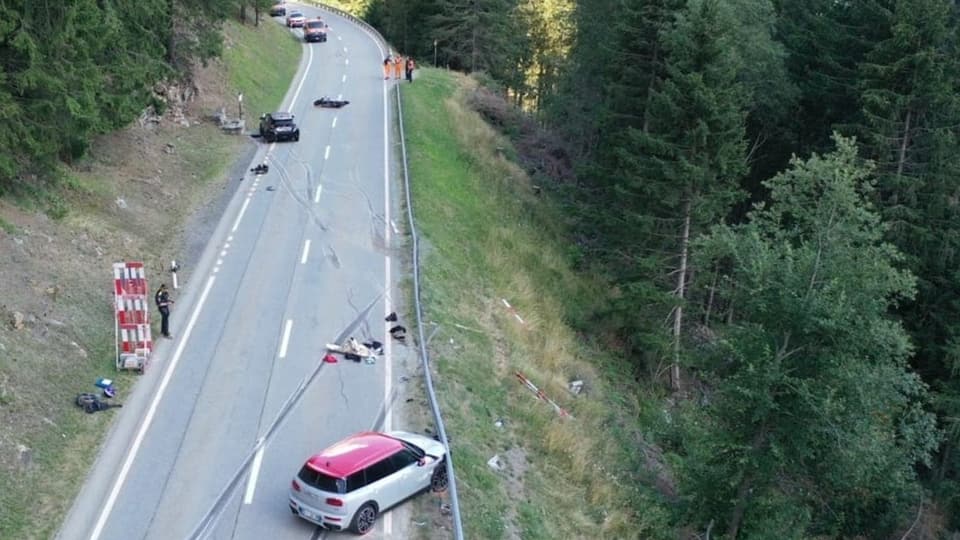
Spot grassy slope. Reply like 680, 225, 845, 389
0, 20, 299, 540
400, 70, 673, 539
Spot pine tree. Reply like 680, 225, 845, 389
687, 135, 940, 537
855, 0, 960, 520
604, 0, 747, 390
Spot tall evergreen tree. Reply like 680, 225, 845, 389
775, 0, 891, 154
686, 135, 940, 538
428, 0, 530, 90
601, 0, 747, 389
855, 0, 960, 520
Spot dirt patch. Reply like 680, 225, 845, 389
499, 446, 529, 540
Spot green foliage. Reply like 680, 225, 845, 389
590, 0, 748, 369
852, 0, 960, 505
687, 136, 939, 537
0, 0, 240, 198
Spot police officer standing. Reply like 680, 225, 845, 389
155, 284, 174, 338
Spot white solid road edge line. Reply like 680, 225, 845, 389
324, 145, 331, 160
243, 447, 266, 505
314, 184, 323, 203
300, 239, 312, 264
89, 276, 217, 540
278, 319, 293, 359
231, 197, 251, 233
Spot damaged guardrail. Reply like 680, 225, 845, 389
298, 3, 465, 538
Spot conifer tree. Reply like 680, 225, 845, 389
687, 135, 939, 538
603, 0, 747, 389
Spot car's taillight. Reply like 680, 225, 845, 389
291, 480, 301, 492
325, 497, 344, 507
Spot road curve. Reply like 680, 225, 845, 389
57, 5, 411, 540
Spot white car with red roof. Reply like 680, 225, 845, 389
289, 431, 448, 534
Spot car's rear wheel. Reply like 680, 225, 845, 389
430, 463, 448, 492
293, 131, 300, 142
265, 132, 275, 143
350, 502, 378, 535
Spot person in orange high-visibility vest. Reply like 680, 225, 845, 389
394, 55, 404, 80
382, 55, 392, 80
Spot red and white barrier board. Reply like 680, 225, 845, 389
113, 262, 152, 372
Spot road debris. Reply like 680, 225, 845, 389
516, 371, 572, 418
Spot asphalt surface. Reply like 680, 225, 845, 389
57, 6, 413, 540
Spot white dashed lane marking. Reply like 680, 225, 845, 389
278, 319, 293, 359
300, 239, 311, 264
243, 448, 265, 505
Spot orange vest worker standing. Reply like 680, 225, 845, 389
383, 55, 391, 80
394, 55, 404, 79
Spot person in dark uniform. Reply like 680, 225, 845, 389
155, 284, 174, 338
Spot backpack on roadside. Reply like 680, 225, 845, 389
75, 393, 101, 414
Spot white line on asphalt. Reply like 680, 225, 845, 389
374, 37, 395, 538
345, 58, 349, 65
324, 145, 330, 160
300, 239, 311, 264
220, 250, 227, 257
314, 184, 323, 203
227, 235, 233, 242
342, 74, 346, 83
216, 258, 223, 266
89, 276, 217, 540
382, 79, 393, 436
231, 197, 251, 232
338, 35, 342, 40
278, 319, 293, 359
243, 447, 265, 505
344, 47, 348, 52
331, 117, 337, 128
337, 93, 343, 100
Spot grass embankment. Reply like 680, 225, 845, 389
0, 20, 299, 540
400, 70, 673, 539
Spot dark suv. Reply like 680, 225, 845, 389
259, 112, 300, 143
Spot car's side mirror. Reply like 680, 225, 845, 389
417, 458, 426, 467
260, 113, 266, 120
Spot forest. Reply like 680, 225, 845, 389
0, 0, 275, 198
365, 0, 960, 536
1, 0, 958, 537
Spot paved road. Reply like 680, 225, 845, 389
58, 6, 413, 540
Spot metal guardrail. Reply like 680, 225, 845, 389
300, 3, 465, 538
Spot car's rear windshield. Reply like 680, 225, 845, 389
306, 21, 324, 29
298, 465, 343, 493
290, 11, 302, 17
273, 117, 293, 126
